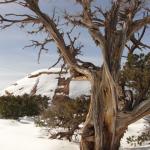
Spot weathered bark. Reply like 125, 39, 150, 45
80, 64, 122, 150
80, 63, 150, 150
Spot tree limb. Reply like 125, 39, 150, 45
0, 0, 16, 4
127, 16, 150, 39
126, 26, 150, 53
0, 14, 40, 29
117, 99, 150, 129
72, 0, 105, 49
25, 1, 93, 78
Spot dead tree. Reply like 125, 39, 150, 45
0, 0, 150, 150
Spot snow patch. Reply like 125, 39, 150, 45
69, 80, 91, 98
0, 118, 79, 150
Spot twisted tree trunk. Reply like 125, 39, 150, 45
80, 64, 125, 150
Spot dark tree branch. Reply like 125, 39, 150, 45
27, 24, 45, 34
48, 56, 62, 70
0, 0, 16, 4
126, 26, 150, 53
24, 38, 54, 63
0, 14, 40, 29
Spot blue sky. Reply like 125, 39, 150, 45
0, 27, 56, 90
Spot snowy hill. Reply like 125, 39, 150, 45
0, 68, 91, 100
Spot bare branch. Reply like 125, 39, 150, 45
0, 14, 40, 29
117, 99, 150, 128
24, 38, 54, 63
66, 26, 83, 58
94, 6, 106, 19
48, 56, 62, 70
65, 0, 105, 49
126, 26, 150, 53
130, 34, 150, 51
26, 2, 76, 66
0, 0, 17, 4
77, 59, 100, 70
28, 70, 67, 78
127, 16, 150, 39
24, 1, 92, 77
30, 78, 39, 96
81, 0, 105, 48
27, 24, 45, 34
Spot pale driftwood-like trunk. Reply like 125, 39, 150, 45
80, 62, 150, 150
80, 64, 122, 150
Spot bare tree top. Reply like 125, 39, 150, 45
0, 0, 149, 78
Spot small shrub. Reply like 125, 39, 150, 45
0, 94, 49, 119
36, 95, 90, 141
127, 121, 150, 147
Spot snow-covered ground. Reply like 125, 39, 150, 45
0, 117, 79, 150
0, 117, 149, 150
120, 119, 150, 149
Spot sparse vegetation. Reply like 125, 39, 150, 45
127, 131, 150, 146
0, 94, 49, 119
120, 53, 150, 146
36, 96, 90, 141
120, 52, 150, 108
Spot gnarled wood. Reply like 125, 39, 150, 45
80, 64, 119, 150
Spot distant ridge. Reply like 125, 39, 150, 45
0, 68, 91, 101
